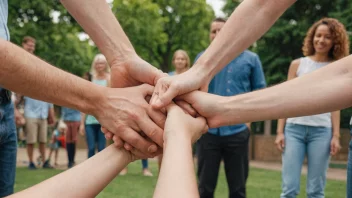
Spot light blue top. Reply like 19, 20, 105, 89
61, 107, 81, 122
24, 97, 53, 119
0, 0, 9, 41
85, 79, 108, 125
0, 0, 9, 93
195, 50, 266, 136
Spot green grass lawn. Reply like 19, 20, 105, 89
15, 161, 346, 198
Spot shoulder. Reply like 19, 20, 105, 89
243, 50, 258, 58
290, 58, 301, 69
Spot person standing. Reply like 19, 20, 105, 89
275, 18, 349, 198
196, 18, 266, 198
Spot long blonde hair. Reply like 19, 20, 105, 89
90, 54, 110, 76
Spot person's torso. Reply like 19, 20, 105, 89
61, 107, 81, 122
24, 97, 52, 119
195, 50, 266, 136
0, 0, 9, 41
85, 78, 108, 125
286, 57, 332, 127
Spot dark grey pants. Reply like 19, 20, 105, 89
197, 129, 250, 198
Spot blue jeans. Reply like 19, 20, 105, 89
281, 123, 331, 198
347, 129, 352, 198
142, 159, 148, 169
0, 102, 17, 197
85, 124, 106, 158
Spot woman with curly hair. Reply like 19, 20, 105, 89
275, 18, 350, 198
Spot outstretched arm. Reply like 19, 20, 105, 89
151, 0, 296, 108
180, 55, 352, 128
153, 104, 207, 198
8, 145, 133, 198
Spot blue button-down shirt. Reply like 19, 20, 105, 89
61, 107, 81, 122
24, 97, 53, 119
195, 50, 266, 136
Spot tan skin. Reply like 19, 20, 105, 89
275, 24, 341, 155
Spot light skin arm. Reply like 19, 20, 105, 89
275, 59, 299, 151
0, 40, 162, 157
8, 145, 134, 198
153, 104, 207, 198
61, 0, 166, 150
180, 55, 352, 128
330, 110, 341, 155
151, 0, 297, 108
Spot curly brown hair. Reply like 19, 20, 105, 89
302, 18, 350, 60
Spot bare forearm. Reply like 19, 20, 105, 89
60, 0, 136, 62
193, 0, 295, 77
10, 145, 130, 198
331, 111, 340, 137
154, 136, 198, 198
0, 40, 102, 115
221, 55, 352, 125
277, 119, 287, 134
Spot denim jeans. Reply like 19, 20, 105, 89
142, 159, 148, 169
85, 124, 106, 158
0, 102, 17, 197
347, 128, 352, 198
281, 123, 331, 198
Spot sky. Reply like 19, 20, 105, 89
206, 0, 226, 17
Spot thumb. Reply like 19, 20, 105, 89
152, 84, 178, 109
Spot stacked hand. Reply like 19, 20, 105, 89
94, 55, 224, 157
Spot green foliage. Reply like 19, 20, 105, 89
8, 0, 96, 76
113, 0, 215, 71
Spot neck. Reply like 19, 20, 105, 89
175, 68, 187, 74
95, 72, 105, 78
310, 53, 331, 62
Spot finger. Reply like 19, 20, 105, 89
175, 100, 197, 117
124, 143, 132, 151
137, 116, 164, 148
112, 135, 124, 148
276, 143, 282, 152
281, 139, 285, 148
146, 106, 166, 129
105, 132, 113, 140
116, 127, 158, 154
139, 84, 155, 97
151, 79, 176, 109
330, 144, 336, 155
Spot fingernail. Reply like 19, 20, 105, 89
148, 145, 157, 153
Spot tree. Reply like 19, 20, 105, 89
113, 0, 215, 72
8, 0, 96, 76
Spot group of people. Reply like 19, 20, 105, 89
2, 0, 352, 197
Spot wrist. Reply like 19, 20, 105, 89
189, 63, 212, 85
333, 133, 340, 139
164, 131, 191, 148
81, 85, 108, 117
108, 51, 138, 68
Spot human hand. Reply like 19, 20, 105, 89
150, 67, 211, 109
109, 55, 166, 88
95, 84, 165, 158
275, 133, 285, 152
175, 91, 228, 128
330, 136, 341, 156
79, 124, 85, 136
14, 108, 25, 126
164, 103, 208, 144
